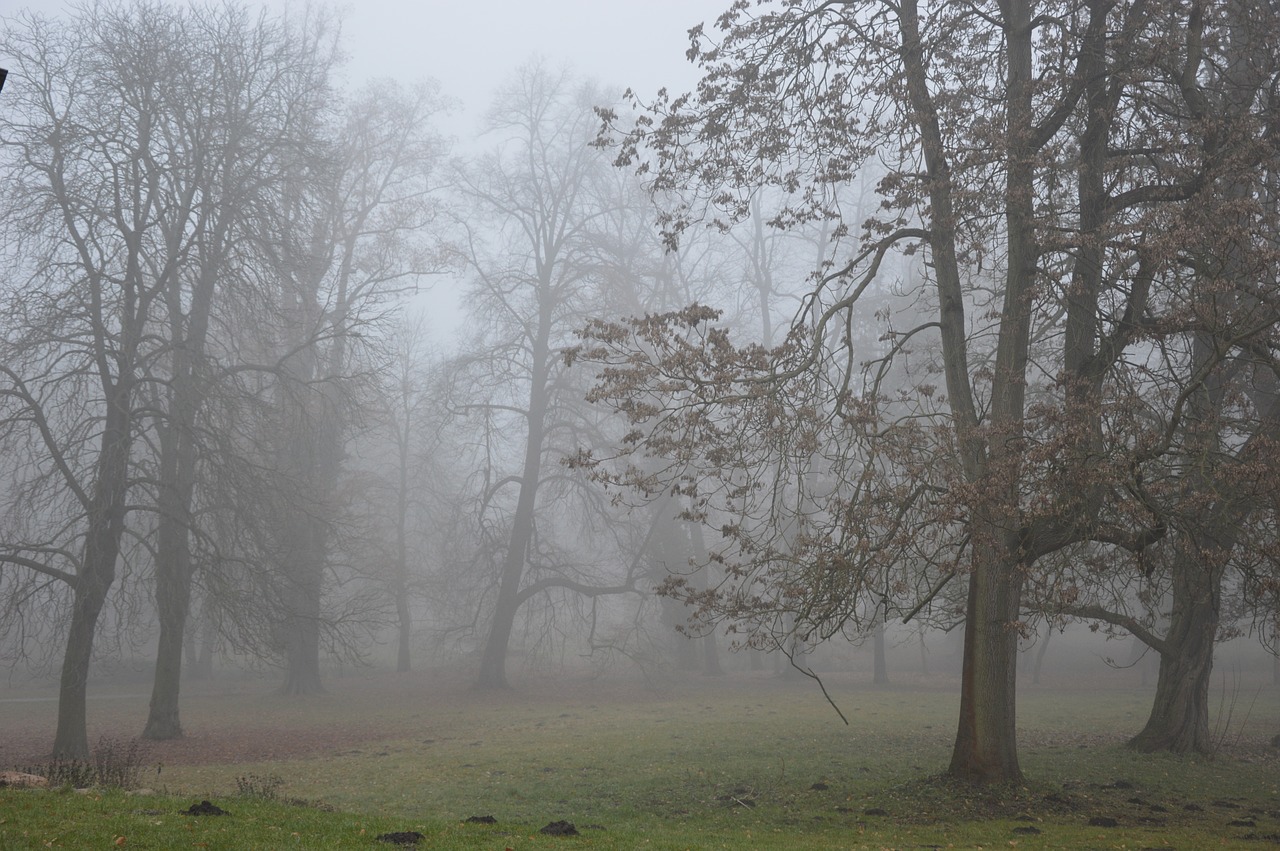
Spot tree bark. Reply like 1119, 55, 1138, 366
143, 369, 200, 738
54, 391, 132, 759
948, 541, 1024, 783
143, 533, 190, 738
476, 342, 549, 690
1129, 547, 1219, 753
476, 251, 558, 690
190, 609, 215, 680
687, 519, 724, 677
144, 206, 227, 736
393, 416, 413, 673
395, 594, 413, 674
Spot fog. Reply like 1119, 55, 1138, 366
0, 0, 1277, 817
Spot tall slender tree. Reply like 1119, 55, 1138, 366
455, 64, 656, 689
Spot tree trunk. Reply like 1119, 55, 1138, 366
53, 394, 131, 759
872, 622, 889, 684
394, 424, 413, 674
194, 621, 214, 680
145, 227, 223, 737
143, 541, 190, 738
948, 544, 1023, 783
280, 523, 327, 695
395, 594, 412, 673
477, 581, 519, 688
54, 572, 112, 759
183, 596, 215, 680
475, 400, 545, 690
687, 519, 723, 677
1129, 553, 1219, 753
475, 272, 554, 691
475, 423, 543, 688
143, 407, 198, 739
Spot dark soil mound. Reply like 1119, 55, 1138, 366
183, 800, 227, 816
540, 820, 580, 836
464, 815, 497, 824
375, 831, 424, 845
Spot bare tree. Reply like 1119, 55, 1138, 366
1025, 0, 1280, 753
0, 1, 224, 757
349, 312, 450, 673
138, 1, 339, 741
580, 0, 1280, 783
259, 77, 448, 695
453, 64, 659, 689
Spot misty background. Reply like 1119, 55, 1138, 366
0, 0, 1276, 781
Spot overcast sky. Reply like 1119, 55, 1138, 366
4, 0, 730, 339
8, 0, 727, 136
340, 0, 725, 137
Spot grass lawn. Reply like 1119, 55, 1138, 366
2, 663, 1277, 848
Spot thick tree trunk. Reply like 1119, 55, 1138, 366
144, 414, 197, 739
1129, 553, 1219, 753
1130, 630, 1213, 753
476, 285, 553, 691
145, 243, 221, 737
687, 520, 723, 677
193, 621, 214, 680
54, 573, 112, 760
184, 596, 215, 680
475, 424, 543, 688
394, 426, 413, 674
276, 387, 342, 696
476, 582, 519, 689
948, 544, 1023, 783
143, 545, 190, 739
476, 400, 545, 690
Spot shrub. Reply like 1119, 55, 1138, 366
235, 772, 284, 800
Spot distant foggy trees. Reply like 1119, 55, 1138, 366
583, 0, 1280, 782
0, 0, 331, 756
136, 2, 347, 740
258, 77, 448, 696
0, 1, 446, 754
452, 65, 654, 689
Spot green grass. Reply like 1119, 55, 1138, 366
2, 667, 1278, 848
